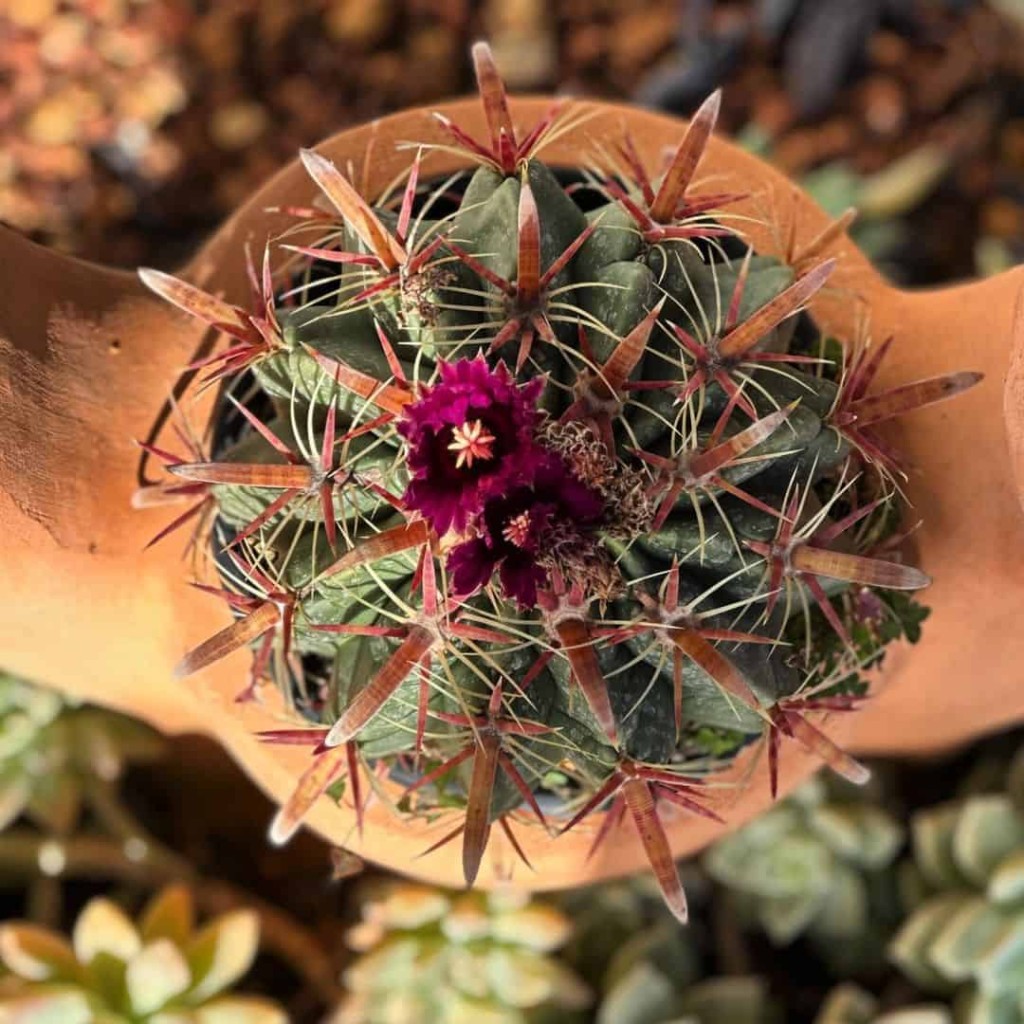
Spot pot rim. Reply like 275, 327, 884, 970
164, 94, 874, 891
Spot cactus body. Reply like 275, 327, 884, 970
138, 44, 978, 917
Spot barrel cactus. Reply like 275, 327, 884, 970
889, 745, 1024, 1024
0, 886, 285, 1023
136, 42, 979, 919
704, 774, 903, 959
331, 880, 590, 1024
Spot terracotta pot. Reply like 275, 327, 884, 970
2, 98, 1023, 891
1005, 292, 1024, 514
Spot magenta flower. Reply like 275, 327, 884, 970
398, 357, 544, 535
448, 455, 604, 608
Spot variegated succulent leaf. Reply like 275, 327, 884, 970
0, 887, 285, 1024
890, 751, 1024, 1017
333, 880, 590, 1024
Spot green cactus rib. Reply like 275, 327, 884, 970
136, 43, 980, 917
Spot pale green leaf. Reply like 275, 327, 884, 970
0, 987, 92, 1024
927, 897, 1011, 983
912, 807, 964, 890
596, 961, 678, 1024
186, 911, 259, 1004
810, 805, 903, 869
679, 976, 770, 1023
485, 947, 590, 1012
127, 940, 192, 1015
952, 797, 1024, 888
989, 851, 1024, 905
759, 889, 827, 945
811, 864, 869, 941
974, 922, 1024, 997
0, 926, 79, 983
194, 996, 289, 1024
439, 897, 490, 944
489, 903, 572, 952
889, 894, 971, 992
140, 887, 196, 947
0, 778, 30, 832
813, 983, 877, 1024
875, 1011, 953, 1024
72, 898, 140, 965
954, 985, 1021, 1024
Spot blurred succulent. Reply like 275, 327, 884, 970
558, 870, 704, 996
138, 40, 976, 920
598, 971, 772, 1024
0, 885, 285, 1023
560, 869, 770, 1024
889, 745, 1024, 1023
596, 974, 952, 1024
814, 984, 952, 1024
739, 134, 953, 271
331, 879, 590, 1024
639, 0, 1014, 131
0, 673, 162, 835
704, 773, 904, 964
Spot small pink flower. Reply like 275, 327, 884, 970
448, 455, 604, 608
398, 357, 544, 535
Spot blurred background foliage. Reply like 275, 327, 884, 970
4, 1, 1024, 1021
3, 670, 1024, 1022
3, 0, 1024, 280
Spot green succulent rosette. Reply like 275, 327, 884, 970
332, 880, 590, 1024
705, 774, 903, 964
0, 674, 161, 836
0, 886, 284, 1024
889, 746, 1024, 1024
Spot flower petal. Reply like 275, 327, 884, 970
448, 538, 498, 598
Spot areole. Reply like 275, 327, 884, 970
1, 87, 1023, 893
